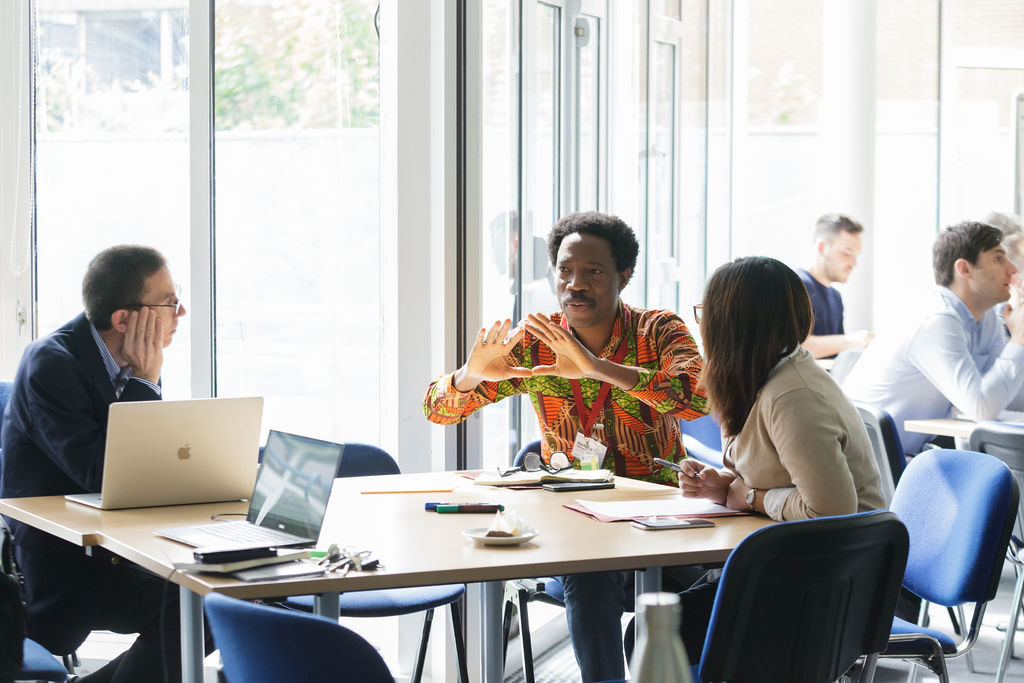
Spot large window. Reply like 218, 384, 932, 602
212, 0, 381, 444
33, 1, 192, 398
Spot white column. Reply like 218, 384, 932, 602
820, 0, 877, 331
380, 0, 463, 678
189, 0, 214, 398
0, 2, 34, 376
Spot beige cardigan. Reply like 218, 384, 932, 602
723, 347, 885, 521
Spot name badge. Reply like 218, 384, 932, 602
573, 432, 608, 471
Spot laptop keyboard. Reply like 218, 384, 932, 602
192, 521, 307, 544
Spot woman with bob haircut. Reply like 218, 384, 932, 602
672, 256, 885, 659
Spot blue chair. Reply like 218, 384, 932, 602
501, 440, 565, 683
880, 449, 1019, 682
678, 415, 723, 468
280, 443, 468, 683
600, 510, 909, 683
969, 421, 1024, 683
16, 639, 68, 681
854, 401, 907, 505
0, 379, 12, 448
205, 593, 394, 682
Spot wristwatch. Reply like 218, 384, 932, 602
745, 487, 757, 510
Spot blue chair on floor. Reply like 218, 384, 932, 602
280, 443, 468, 683
15, 639, 68, 681
501, 440, 566, 683
205, 593, 394, 683
679, 414, 723, 468
968, 421, 1024, 683
879, 449, 1018, 683
598, 509, 909, 683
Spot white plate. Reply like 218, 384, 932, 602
462, 527, 538, 546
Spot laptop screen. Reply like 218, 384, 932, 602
247, 430, 344, 539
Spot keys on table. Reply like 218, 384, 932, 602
317, 543, 383, 574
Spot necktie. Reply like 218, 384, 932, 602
114, 366, 132, 399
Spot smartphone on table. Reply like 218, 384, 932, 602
630, 517, 715, 531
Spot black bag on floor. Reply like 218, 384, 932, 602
0, 520, 26, 681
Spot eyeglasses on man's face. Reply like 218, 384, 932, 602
693, 304, 704, 324
128, 284, 184, 316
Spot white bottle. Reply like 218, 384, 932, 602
630, 592, 693, 683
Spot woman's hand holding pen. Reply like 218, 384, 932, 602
678, 459, 732, 506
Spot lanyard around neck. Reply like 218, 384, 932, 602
560, 305, 632, 436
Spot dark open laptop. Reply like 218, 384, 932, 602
155, 430, 344, 548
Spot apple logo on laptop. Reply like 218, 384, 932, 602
177, 443, 192, 460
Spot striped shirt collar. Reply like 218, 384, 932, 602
88, 320, 131, 386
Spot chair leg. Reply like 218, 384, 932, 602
410, 608, 435, 683
448, 601, 470, 683
997, 568, 1024, 683
955, 604, 975, 672
517, 587, 536, 683
502, 581, 520, 666
858, 653, 878, 683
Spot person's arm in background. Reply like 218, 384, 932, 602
802, 330, 874, 359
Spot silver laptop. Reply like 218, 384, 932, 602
65, 397, 264, 510
155, 430, 344, 549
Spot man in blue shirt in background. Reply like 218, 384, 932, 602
844, 221, 1024, 454
797, 213, 875, 358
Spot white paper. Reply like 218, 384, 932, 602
574, 496, 733, 518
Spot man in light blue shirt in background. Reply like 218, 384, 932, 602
844, 221, 1024, 454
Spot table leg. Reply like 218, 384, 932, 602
480, 580, 503, 683
634, 568, 662, 650
314, 591, 340, 619
635, 566, 662, 596
180, 586, 204, 683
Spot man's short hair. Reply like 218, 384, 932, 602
82, 245, 167, 331
985, 211, 1023, 237
547, 211, 639, 273
1005, 233, 1024, 273
813, 213, 864, 243
932, 221, 1004, 287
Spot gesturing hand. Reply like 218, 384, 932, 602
453, 319, 531, 391
523, 313, 597, 380
121, 307, 164, 384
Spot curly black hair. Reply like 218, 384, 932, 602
546, 211, 639, 273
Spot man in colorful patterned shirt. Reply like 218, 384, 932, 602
423, 211, 707, 682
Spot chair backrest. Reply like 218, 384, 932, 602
336, 443, 401, 477
678, 414, 724, 468
969, 421, 1024, 541
0, 380, 12, 443
854, 401, 906, 505
699, 510, 909, 683
204, 593, 395, 683
829, 347, 864, 385
890, 448, 1018, 607
513, 440, 542, 467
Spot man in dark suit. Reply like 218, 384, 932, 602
0, 245, 196, 682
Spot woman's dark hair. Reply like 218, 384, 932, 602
700, 257, 813, 438
82, 245, 166, 330
547, 211, 639, 273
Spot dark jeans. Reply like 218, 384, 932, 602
561, 566, 709, 683
17, 543, 212, 683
